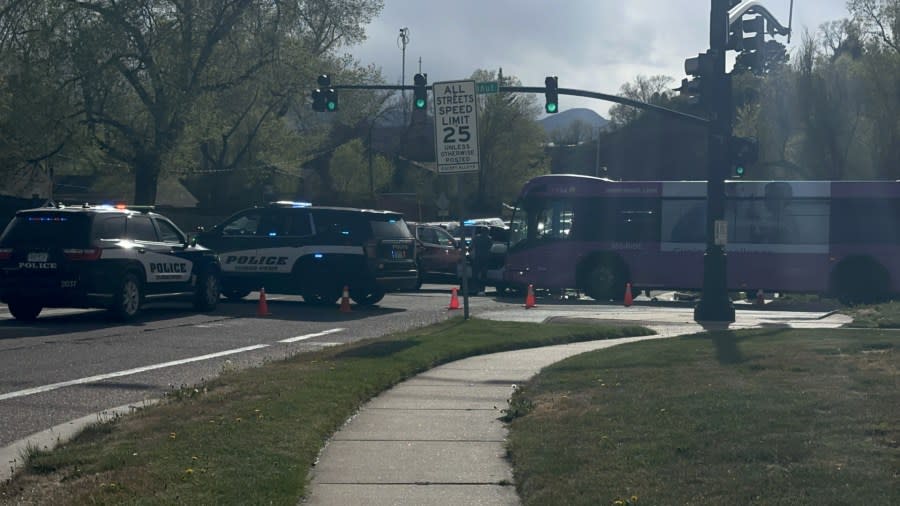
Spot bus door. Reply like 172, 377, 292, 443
600, 198, 661, 289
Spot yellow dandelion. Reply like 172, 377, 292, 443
631, 495, 639, 503
169, 432, 177, 440
184, 468, 194, 474
192, 456, 199, 461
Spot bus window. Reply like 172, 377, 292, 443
535, 199, 574, 240
510, 198, 574, 248
662, 199, 706, 243
730, 198, 829, 244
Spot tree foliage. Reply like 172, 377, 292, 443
468, 69, 548, 214
738, 3, 900, 180
607, 74, 675, 129
0, 0, 384, 204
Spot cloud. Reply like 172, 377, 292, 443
349, 0, 850, 116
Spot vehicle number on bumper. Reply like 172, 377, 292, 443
28, 252, 48, 262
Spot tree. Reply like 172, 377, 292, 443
549, 119, 595, 145
469, 69, 548, 214
1, 0, 384, 204
849, 0, 899, 54
329, 139, 392, 200
607, 75, 674, 129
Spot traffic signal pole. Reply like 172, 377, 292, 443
693, 0, 736, 322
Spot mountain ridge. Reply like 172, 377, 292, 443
538, 108, 609, 135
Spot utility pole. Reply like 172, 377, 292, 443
398, 27, 410, 125
693, 0, 735, 322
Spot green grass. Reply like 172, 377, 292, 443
843, 300, 900, 328
505, 328, 899, 506
0, 318, 649, 505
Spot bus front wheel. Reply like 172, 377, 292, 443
830, 256, 890, 305
583, 259, 628, 302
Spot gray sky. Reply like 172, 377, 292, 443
347, 0, 850, 117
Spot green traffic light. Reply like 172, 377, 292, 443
546, 103, 558, 113
327, 101, 336, 111
735, 165, 745, 177
415, 98, 426, 109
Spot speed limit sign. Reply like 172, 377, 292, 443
433, 80, 479, 174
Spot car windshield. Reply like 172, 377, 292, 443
0, 212, 92, 248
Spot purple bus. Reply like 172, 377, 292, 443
503, 174, 900, 304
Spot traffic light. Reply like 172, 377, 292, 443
311, 88, 325, 112
730, 136, 758, 178
731, 16, 767, 73
676, 51, 714, 107
413, 73, 427, 110
544, 76, 558, 114
312, 74, 338, 112
325, 87, 338, 111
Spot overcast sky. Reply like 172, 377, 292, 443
347, 0, 850, 118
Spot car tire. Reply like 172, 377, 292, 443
110, 272, 142, 321
830, 255, 890, 305
7, 299, 42, 322
350, 286, 386, 306
194, 270, 220, 312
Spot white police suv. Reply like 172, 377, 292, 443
0, 203, 221, 321
196, 202, 418, 305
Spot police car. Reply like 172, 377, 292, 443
0, 203, 221, 321
195, 202, 418, 305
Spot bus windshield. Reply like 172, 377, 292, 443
509, 198, 574, 249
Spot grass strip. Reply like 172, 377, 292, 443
0, 317, 650, 505
506, 327, 899, 506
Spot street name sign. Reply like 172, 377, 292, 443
475, 81, 499, 94
433, 80, 479, 174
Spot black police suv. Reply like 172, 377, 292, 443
0, 203, 221, 321
195, 202, 418, 305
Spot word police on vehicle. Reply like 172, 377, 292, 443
195, 202, 418, 306
0, 203, 221, 321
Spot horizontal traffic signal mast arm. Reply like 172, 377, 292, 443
330, 84, 416, 91
502, 86, 709, 126
325, 83, 708, 126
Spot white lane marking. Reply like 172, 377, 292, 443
279, 328, 345, 343
0, 344, 270, 401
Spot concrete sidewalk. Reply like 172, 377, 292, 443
302, 309, 851, 505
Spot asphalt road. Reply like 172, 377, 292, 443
0, 285, 519, 449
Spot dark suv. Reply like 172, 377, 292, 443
0, 203, 221, 321
195, 202, 417, 305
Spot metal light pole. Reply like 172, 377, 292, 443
694, 0, 735, 322
398, 27, 410, 125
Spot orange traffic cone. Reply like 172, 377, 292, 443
524, 284, 536, 309
755, 289, 765, 306
624, 282, 633, 307
340, 286, 352, 313
257, 287, 271, 316
448, 287, 460, 310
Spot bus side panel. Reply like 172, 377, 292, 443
727, 251, 831, 293
504, 242, 583, 290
